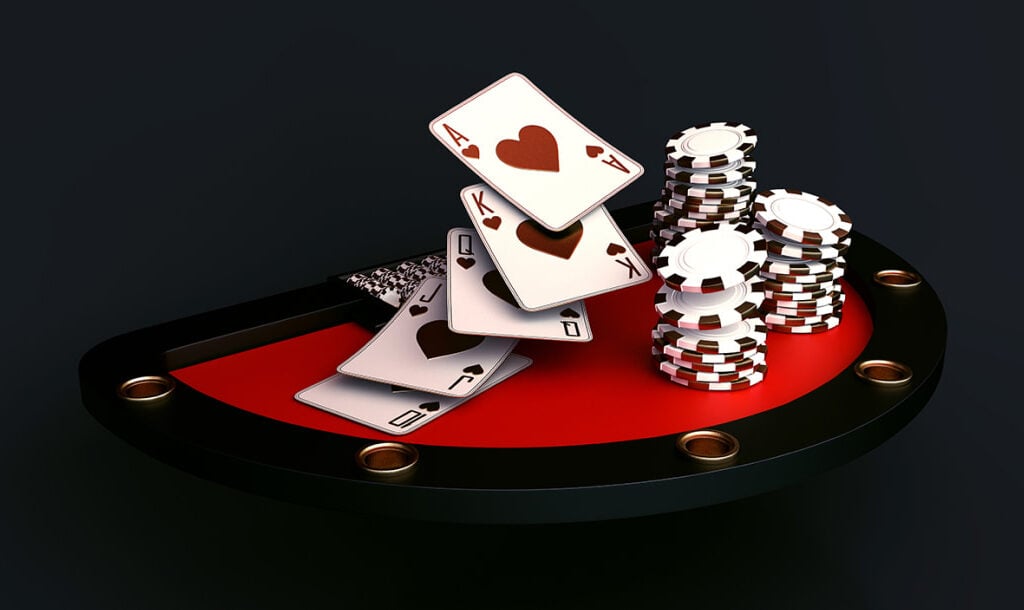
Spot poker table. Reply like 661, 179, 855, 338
78, 201, 946, 524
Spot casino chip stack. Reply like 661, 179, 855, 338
751, 189, 853, 334
346, 254, 447, 308
651, 223, 770, 391
652, 122, 759, 265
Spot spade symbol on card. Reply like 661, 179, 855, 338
463, 364, 484, 375
409, 305, 428, 316
495, 125, 559, 172
482, 270, 521, 308
516, 220, 583, 259
457, 257, 475, 269
416, 320, 485, 359
419, 401, 440, 412
560, 308, 580, 318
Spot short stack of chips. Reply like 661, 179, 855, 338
651, 121, 759, 265
751, 189, 853, 334
651, 223, 770, 391
346, 254, 447, 307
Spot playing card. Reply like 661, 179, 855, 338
447, 227, 593, 341
338, 276, 518, 397
461, 184, 652, 311
429, 73, 644, 232
296, 354, 532, 435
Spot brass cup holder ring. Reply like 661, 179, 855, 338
676, 429, 740, 464
356, 442, 420, 477
855, 359, 914, 386
117, 375, 176, 404
873, 269, 922, 288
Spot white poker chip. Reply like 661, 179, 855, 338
757, 224, 852, 261
763, 303, 842, 319
665, 161, 756, 185
763, 292, 845, 310
662, 192, 752, 208
760, 264, 845, 284
663, 180, 755, 200
675, 208, 747, 222
664, 157, 747, 173
654, 336, 766, 364
766, 315, 841, 334
753, 189, 853, 246
673, 353, 765, 375
668, 177, 747, 191
654, 280, 764, 330
658, 197, 751, 214
764, 239, 850, 261
762, 312, 833, 327
655, 206, 746, 224
653, 320, 767, 355
655, 224, 767, 293
761, 254, 837, 276
762, 278, 837, 293
762, 295, 844, 314
654, 203, 746, 221
665, 122, 758, 168
652, 344, 767, 373
655, 353, 748, 383
762, 287, 832, 302
662, 364, 767, 391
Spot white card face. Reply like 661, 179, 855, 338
296, 354, 532, 435
447, 227, 593, 341
429, 73, 644, 232
338, 276, 518, 397
461, 183, 652, 311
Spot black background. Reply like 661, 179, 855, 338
6, 1, 1020, 608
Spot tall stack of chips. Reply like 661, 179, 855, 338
651, 223, 770, 391
649, 122, 770, 391
651, 121, 759, 264
751, 189, 853, 334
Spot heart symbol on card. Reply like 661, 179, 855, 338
482, 216, 502, 230
416, 320, 484, 359
409, 304, 428, 316
496, 125, 559, 172
419, 401, 440, 412
606, 243, 626, 256
463, 364, 484, 375
461, 144, 480, 159
586, 145, 604, 158
456, 257, 475, 269
482, 270, 520, 308
560, 308, 580, 318
515, 220, 583, 259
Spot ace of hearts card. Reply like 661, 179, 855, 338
429, 73, 644, 232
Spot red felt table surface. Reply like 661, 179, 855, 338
172, 245, 872, 448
